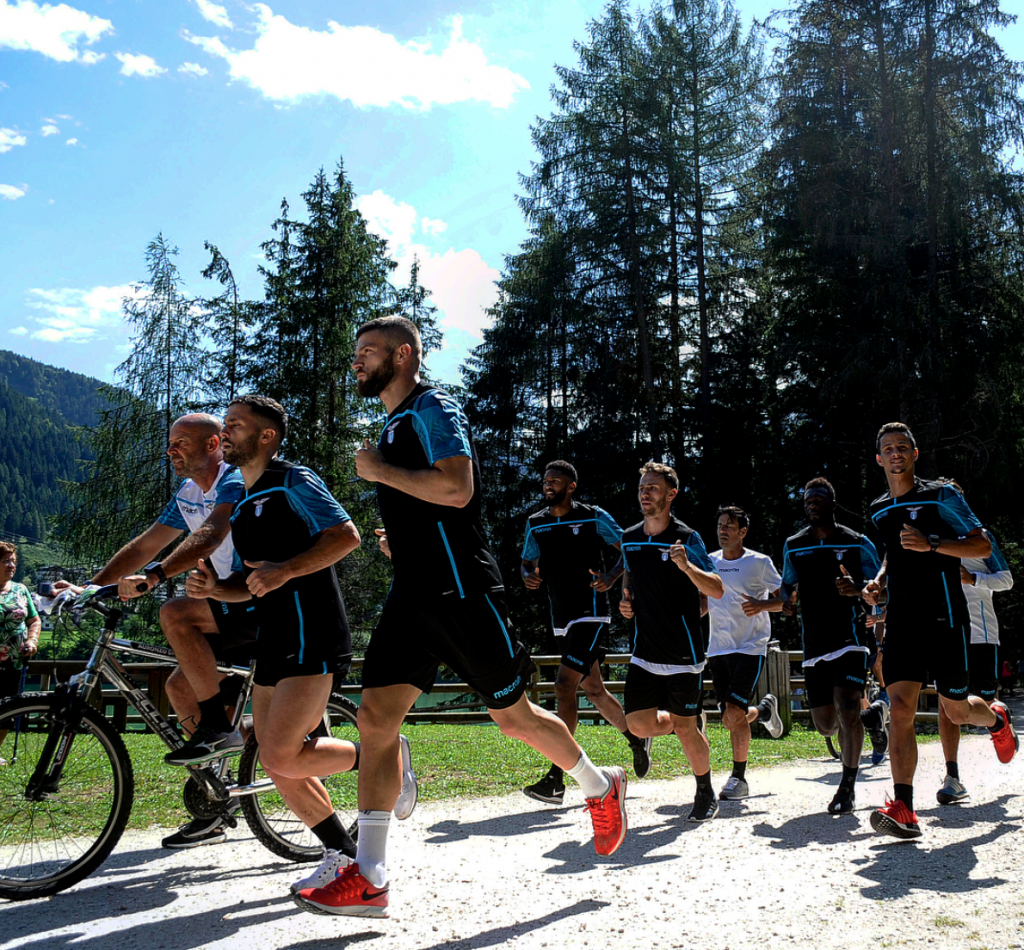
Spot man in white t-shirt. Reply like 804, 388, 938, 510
707, 506, 785, 800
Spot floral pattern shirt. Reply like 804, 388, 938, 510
0, 582, 39, 669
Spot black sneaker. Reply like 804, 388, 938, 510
866, 700, 890, 764
164, 725, 245, 766
827, 785, 856, 815
523, 770, 566, 805
687, 791, 719, 822
162, 814, 231, 849
631, 736, 653, 779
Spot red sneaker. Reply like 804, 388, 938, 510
990, 701, 1019, 764
869, 796, 922, 839
585, 766, 628, 856
294, 862, 390, 917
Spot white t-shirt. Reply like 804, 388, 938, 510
707, 548, 782, 657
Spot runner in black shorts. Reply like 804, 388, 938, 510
936, 518, 1014, 805
619, 462, 725, 823
186, 395, 371, 892
865, 424, 1017, 838
781, 478, 882, 815
296, 317, 628, 919
521, 461, 650, 805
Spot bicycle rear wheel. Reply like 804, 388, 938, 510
238, 693, 359, 862
0, 693, 134, 901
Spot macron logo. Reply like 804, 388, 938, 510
493, 675, 522, 699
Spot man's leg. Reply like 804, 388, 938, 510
161, 596, 223, 704
525, 664, 587, 804
579, 661, 629, 732
868, 679, 924, 838
940, 694, 997, 729
936, 702, 968, 804
672, 713, 717, 822
164, 667, 201, 737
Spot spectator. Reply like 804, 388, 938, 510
0, 542, 41, 765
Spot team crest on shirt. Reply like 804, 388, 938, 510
906, 506, 923, 520
253, 497, 268, 518
835, 549, 846, 561
570, 523, 583, 535
660, 548, 671, 561
386, 420, 401, 444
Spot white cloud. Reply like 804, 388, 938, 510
24, 284, 140, 343
178, 60, 208, 77
79, 48, 102, 64
9, 326, 27, 335
422, 216, 448, 236
65, 136, 77, 145
355, 191, 418, 248
40, 122, 57, 135
192, 0, 232, 30
0, 0, 112, 63
0, 182, 26, 199
0, 126, 26, 152
115, 51, 166, 78
184, 6, 528, 110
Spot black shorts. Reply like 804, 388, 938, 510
968, 643, 998, 701
624, 663, 703, 717
709, 653, 765, 710
0, 660, 22, 699
804, 650, 867, 709
558, 621, 608, 678
882, 619, 970, 700
209, 598, 259, 642
362, 588, 537, 710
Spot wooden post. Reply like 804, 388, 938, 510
765, 640, 792, 736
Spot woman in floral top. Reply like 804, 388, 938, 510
0, 541, 40, 765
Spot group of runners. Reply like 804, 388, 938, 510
59, 315, 1018, 919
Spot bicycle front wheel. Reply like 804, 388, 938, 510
238, 692, 359, 862
0, 693, 134, 901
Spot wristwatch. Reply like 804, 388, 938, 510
928, 535, 941, 552
143, 561, 168, 583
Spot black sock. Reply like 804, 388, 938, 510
548, 764, 564, 784
989, 708, 1006, 733
860, 704, 881, 728
946, 761, 959, 780
695, 770, 714, 794
197, 695, 232, 734
623, 729, 642, 746
841, 765, 858, 788
755, 700, 771, 721
351, 741, 360, 772
894, 783, 914, 811
732, 760, 747, 780
311, 813, 357, 858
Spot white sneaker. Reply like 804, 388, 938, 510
394, 734, 418, 820
760, 694, 783, 738
290, 848, 351, 894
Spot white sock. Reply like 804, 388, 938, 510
566, 750, 611, 799
354, 810, 391, 887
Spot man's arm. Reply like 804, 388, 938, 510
591, 544, 625, 592
741, 588, 785, 616
521, 558, 543, 589
900, 524, 991, 558
185, 559, 252, 603
91, 522, 183, 585
356, 441, 473, 508
159, 503, 234, 578
618, 570, 635, 618
669, 542, 724, 599
242, 521, 361, 598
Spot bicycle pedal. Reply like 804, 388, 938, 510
222, 814, 239, 829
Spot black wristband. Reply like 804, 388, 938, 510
143, 561, 167, 584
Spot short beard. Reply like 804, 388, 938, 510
223, 432, 260, 467
544, 486, 568, 508
357, 352, 396, 398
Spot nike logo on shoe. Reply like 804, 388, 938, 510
362, 886, 389, 900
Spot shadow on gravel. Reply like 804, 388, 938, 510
425, 808, 573, 844
749, 811, 872, 848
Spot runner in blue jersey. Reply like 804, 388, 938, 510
864, 423, 1017, 839
521, 460, 650, 805
296, 317, 628, 919
56, 412, 255, 848
619, 462, 725, 822
781, 478, 883, 815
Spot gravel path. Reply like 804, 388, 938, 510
4, 712, 1023, 950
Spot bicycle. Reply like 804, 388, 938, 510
0, 585, 360, 901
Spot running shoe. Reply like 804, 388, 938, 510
585, 766, 628, 855
869, 796, 922, 839
865, 700, 890, 765
290, 848, 351, 894
631, 736, 653, 779
394, 734, 418, 820
698, 706, 708, 736
936, 774, 969, 805
759, 693, 784, 738
827, 785, 856, 815
719, 775, 749, 800
688, 790, 719, 822
162, 813, 232, 849
523, 769, 566, 805
990, 700, 1019, 764
164, 725, 245, 766
295, 862, 389, 917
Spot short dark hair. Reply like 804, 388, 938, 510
356, 315, 423, 362
230, 394, 288, 444
876, 422, 916, 452
716, 505, 749, 531
0, 541, 17, 561
803, 476, 835, 500
544, 460, 577, 483
639, 461, 679, 491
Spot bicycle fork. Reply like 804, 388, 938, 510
24, 683, 88, 801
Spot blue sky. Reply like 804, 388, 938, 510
2, 0, 1022, 389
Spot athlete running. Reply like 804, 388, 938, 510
56, 412, 256, 848
185, 395, 415, 893
865, 423, 1018, 839
521, 460, 650, 804
936, 518, 1014, 805
618, 462, 724, 822
296, 317, 627, 919
707, 506, 785, 801
781, 478, 883, 815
